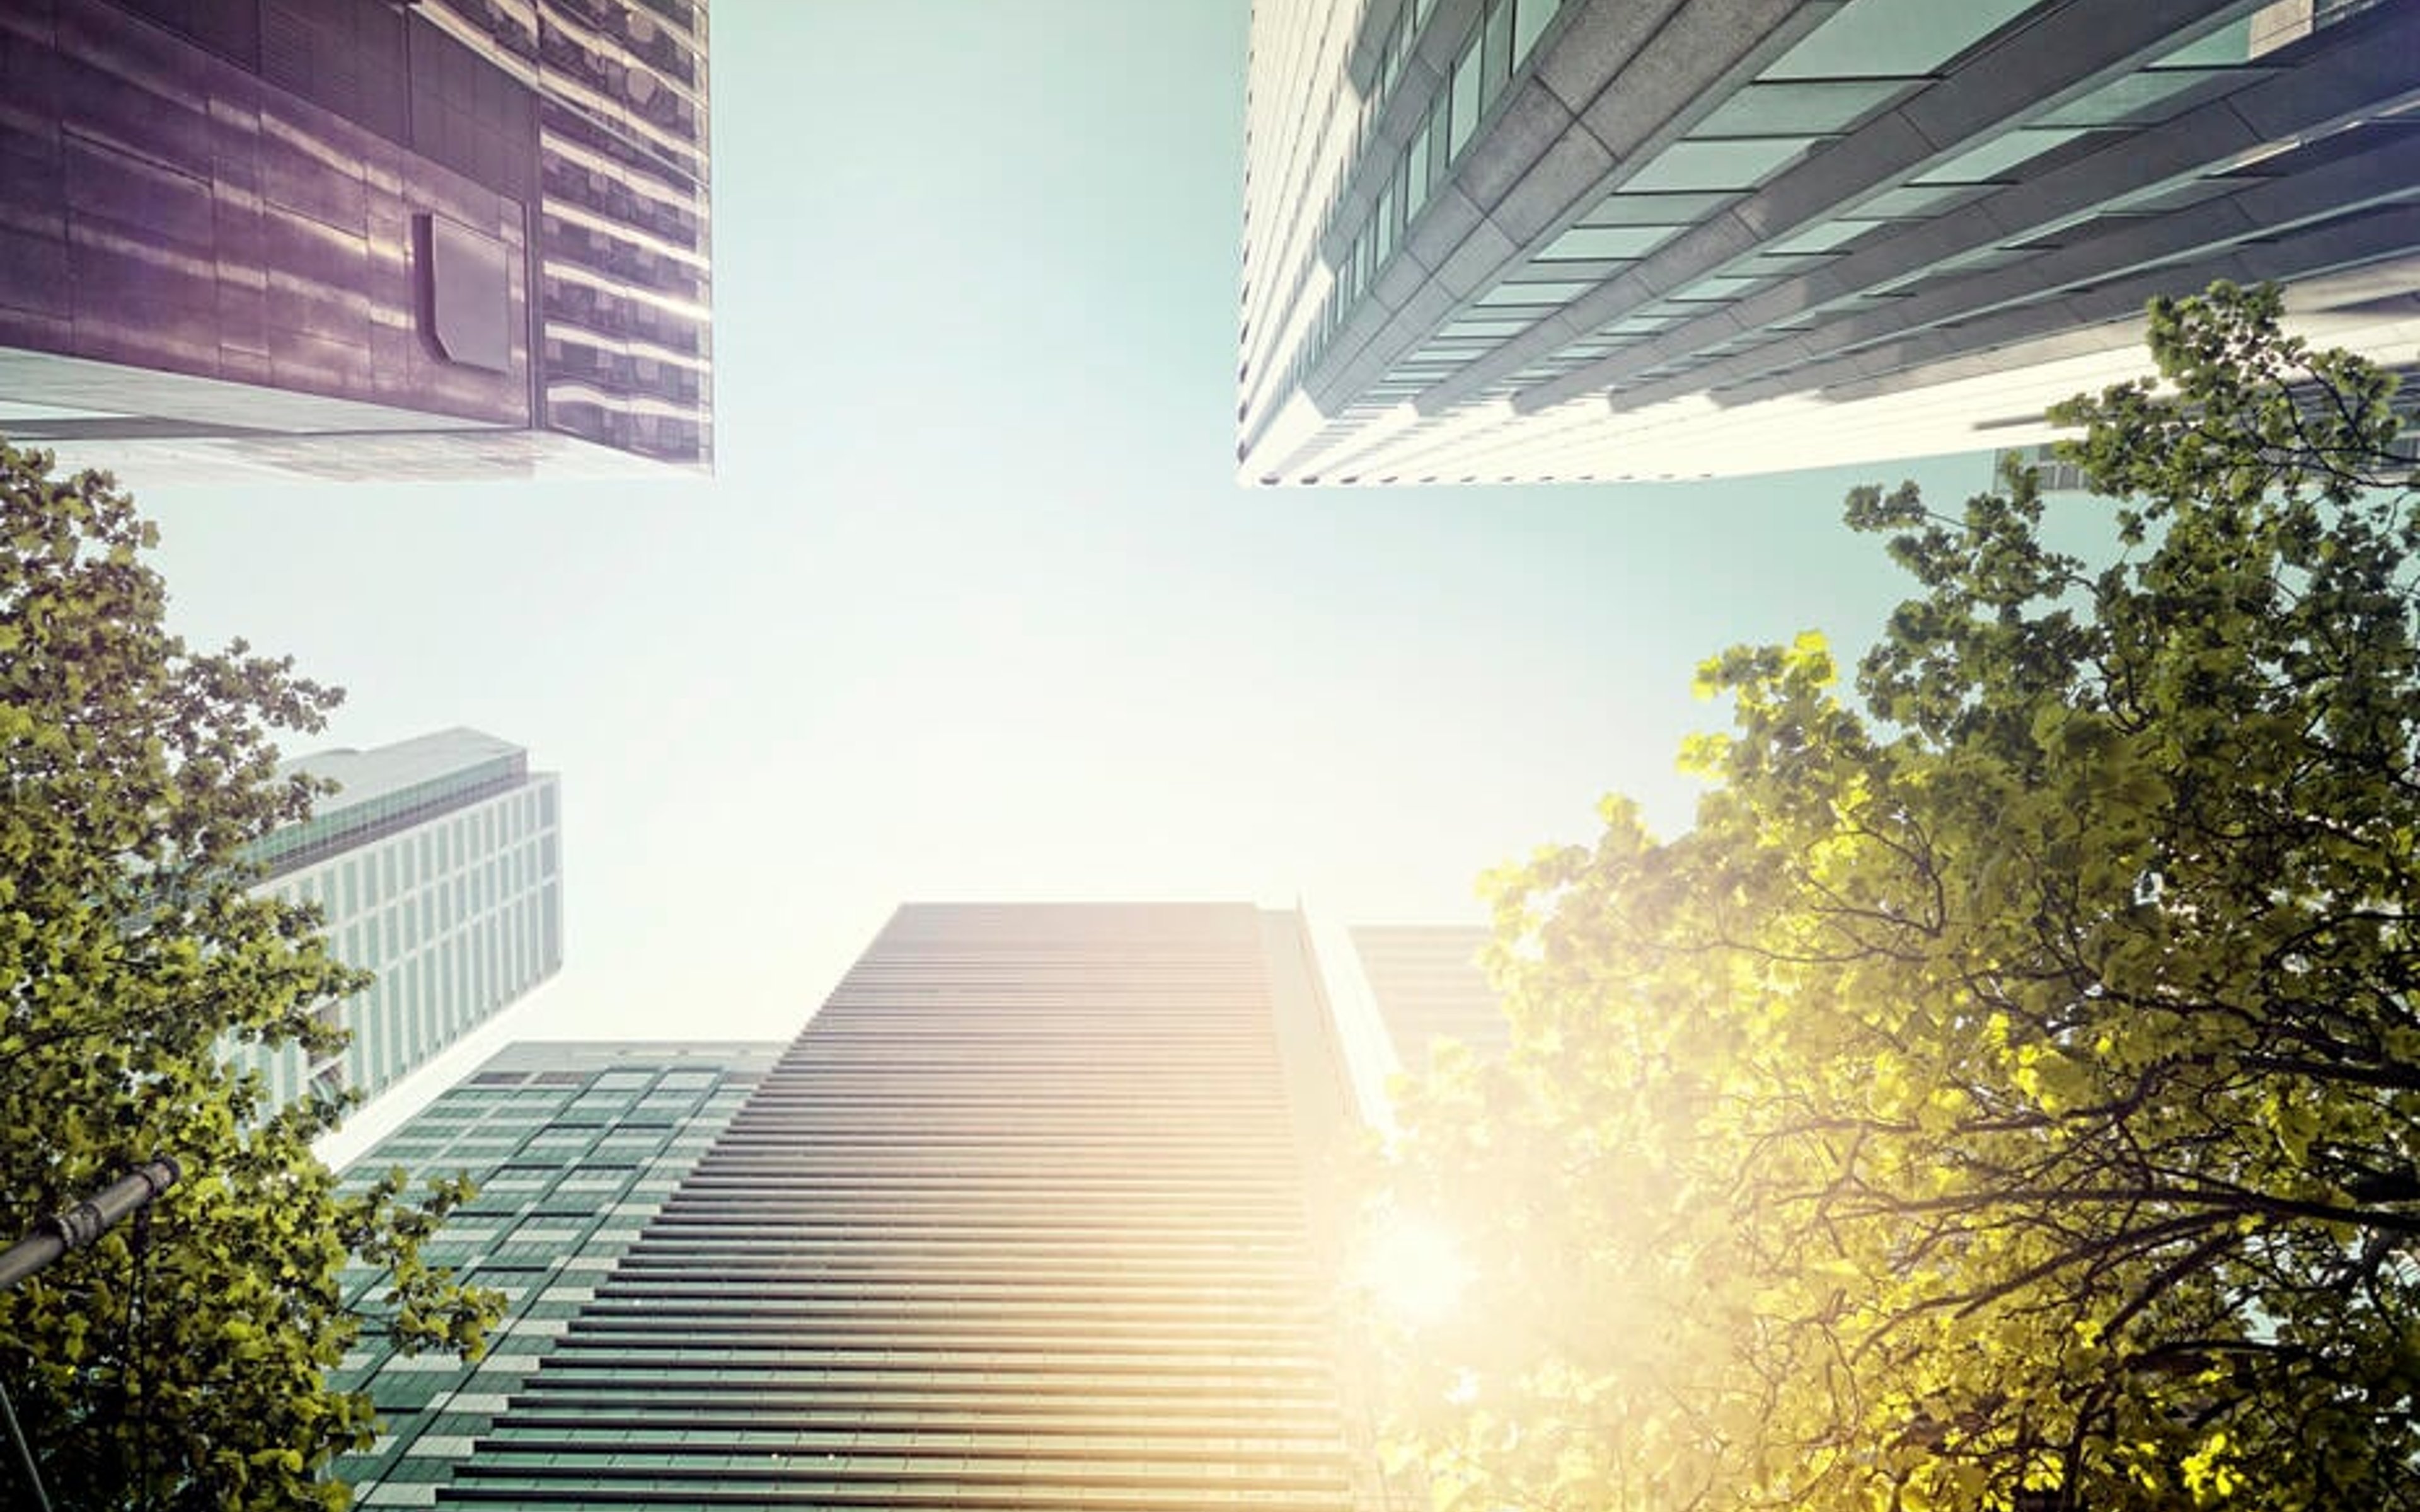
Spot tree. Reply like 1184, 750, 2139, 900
1371, 284, 2420, 1512
0, 443, 498, 1510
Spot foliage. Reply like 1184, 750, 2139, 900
1374, 284, 2420, 1512
0, 443, 499, 1510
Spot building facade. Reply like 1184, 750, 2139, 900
1238, 0, 2420, 484
407, 903, 1378, 1510
331, 1041, 777, 1505
0, 0, 710, 482
236, 728, 564, 1108
1349, 924, 1507, 1070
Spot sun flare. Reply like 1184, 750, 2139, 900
1355, 1207, 1475, 1329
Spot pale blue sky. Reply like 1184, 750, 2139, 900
125, 2, 2005, 1131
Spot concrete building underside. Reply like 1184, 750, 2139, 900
1238, 0, 2420, 483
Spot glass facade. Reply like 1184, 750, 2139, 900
330, 1043, 776, 1506
406, 903, 1374, 1511
229, 729, 565, 1109
1240, 0, 2420, 483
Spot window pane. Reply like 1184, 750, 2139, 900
1693, 78, 1912, 137
1622, 135, 1817, 193
1512, 0, 1560, 66
1911, 126, 2090, 185
1842, 180, 1993, 219
2036, 66, 2236, 127
1763, 0, 2040, 79
1479, 1, 1515, 112
1538, 222, 1673, 260
1478, 278, 1598, 305
1580, 190, 1738, 226
1450, 33, 1483, 156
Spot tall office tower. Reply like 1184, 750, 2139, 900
1349, 924, 1508, 1069
330, 1041, 777, 1506
238, 728, 564, 1108
0, 0, 710, 482
1237, 0, 2420, 484
425, 903, 1376, 1510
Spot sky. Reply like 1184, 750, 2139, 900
117, 2, 2012, 1148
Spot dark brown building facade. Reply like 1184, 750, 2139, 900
0, 0, 708, 481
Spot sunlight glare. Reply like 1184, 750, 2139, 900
1356, 1207, 1475, 1329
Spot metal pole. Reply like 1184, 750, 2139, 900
0, 1378, 52, 1512
0, 1159, 180, 1510
0, 1159, 181, 1293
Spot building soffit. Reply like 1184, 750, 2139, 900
1302, 0, 1826, 413
1579, 6, 2420, 413
1775, 204, 2420, 407
1399, 0, 2262, 419
1605, 106, 2420, 413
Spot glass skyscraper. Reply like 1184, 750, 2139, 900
331, 1041, 776, 1506
236, 728, 564, 1109
1239, 0, 2420, 484
374, 903, 1376, 1509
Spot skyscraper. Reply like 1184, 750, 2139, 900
1349, 924, 1507, 1069
0, 0, 710, 482
238, 728, 563, 1108
331, 1041, 777, 1505
413, 903, 1377, 1509
1238, 0, 2420, 484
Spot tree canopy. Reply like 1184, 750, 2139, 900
1371, 284, 2420, 1512
0, 444, 497, 1510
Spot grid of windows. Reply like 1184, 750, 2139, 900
1288, 0, 1571, 408
331, 1045, 776, 1504
224, 732, 565, 1110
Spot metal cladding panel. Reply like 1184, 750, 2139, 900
0, 0, 535, 430
440, 903, 1373, 1511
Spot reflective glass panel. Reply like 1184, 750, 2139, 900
1763, 0, 2042, 79
1911, 126, 2091, 185
2036, 66, 2240, 127
1622, 135, 1818, 192
1692, 78, 1914, 137
1539, 222, 1673, 259
1841, 181, 1993, 219
1478, 278, 1598, 304
1579, 190, 1738, 226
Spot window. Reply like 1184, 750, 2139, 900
1911, 127, 2090, 185
1478, 1, 1516, 113
1622, 135, 1818, 193
1762, 0, 2040, 80
1479, 277, 1599, 306
1511, 0, 1559, 66
1450, 28, 1483, 156
1693, 78, 1912, 137
1539, 223, 1671, 260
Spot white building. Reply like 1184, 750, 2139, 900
237, 728, 564, 1108
1238, 0, 2420, 483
